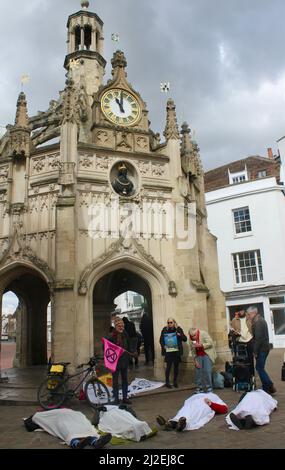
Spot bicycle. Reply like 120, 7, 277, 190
37, 355, 111, 410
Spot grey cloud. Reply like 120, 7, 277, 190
1, 0, 285, 170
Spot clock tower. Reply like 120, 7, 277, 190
64, 0, 106, 108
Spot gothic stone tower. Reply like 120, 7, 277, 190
0, 1, 229, 376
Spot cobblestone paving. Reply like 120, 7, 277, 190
0, 349, 284, 449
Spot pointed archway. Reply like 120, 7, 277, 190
0, 264, 51, 367
92, 268, 154, 362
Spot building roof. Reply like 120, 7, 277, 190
205, 155, 280, 192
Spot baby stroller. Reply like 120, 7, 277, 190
232, 343, 255, 392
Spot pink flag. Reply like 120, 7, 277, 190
102, 338, 125, 373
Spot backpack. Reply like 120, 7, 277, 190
212, 371, 225, 389
220, 371, 233, 388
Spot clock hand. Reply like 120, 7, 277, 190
120, 91, 125, 113
115, 97, 125, 113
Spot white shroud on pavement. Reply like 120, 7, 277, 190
171, 392, 227, 431
226, 389, 278, 431
32, 408, 100, 445
98, 405, 152, 442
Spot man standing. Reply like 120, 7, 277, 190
231, 310, 254, 375
140, 311, 154, 365
246, 306, 276, 394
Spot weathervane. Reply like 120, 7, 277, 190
20, 74, 30, 90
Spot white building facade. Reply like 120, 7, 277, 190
206, 173, 285, 348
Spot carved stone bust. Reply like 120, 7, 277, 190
111, 163, 134, 196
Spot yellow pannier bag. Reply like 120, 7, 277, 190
49, 364, 65, 374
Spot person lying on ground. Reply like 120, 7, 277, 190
156, 392, 228, 432
93, 403, 155, 442
23, 407, 112, 449
226, 389, 277, 430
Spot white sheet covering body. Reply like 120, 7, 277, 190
32, 408, 99, 445
98, 405, 152, 442
171, 392, 227, 431
226, 389, 277, 430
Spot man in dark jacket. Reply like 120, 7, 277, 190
140, 312, 154, 365
247, 306, 276, 394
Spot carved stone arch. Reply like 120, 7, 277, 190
0, 260, 53, 367
0, 260, 54, 293
78, 237, 177, 296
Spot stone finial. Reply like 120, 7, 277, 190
180, 121, 203, 177
81, 0, 89, 9
111, 50, 127, 76
180, 121, 192, 156
163, 98, 179, 141
14, 92, 29, 128
9, 92, 30, 160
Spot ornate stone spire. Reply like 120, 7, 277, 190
180, 122, 203, 177
14, 92, 29, 128
111, 50, 127, 77
9, 92, 30, 160
163, 98, 179, 141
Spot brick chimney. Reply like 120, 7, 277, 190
267, 147, 274, 159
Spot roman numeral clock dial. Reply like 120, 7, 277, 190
101, 88, 141, 126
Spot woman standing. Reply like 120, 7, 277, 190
189, 327, 217, 393
159, 318, 187, 388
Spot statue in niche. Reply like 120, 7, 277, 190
112, 163, 134, 196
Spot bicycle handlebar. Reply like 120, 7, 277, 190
76, 356, 104, 369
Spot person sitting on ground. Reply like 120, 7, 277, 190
226, 389, 277, 430
156, 392, 228, 432
23, 408, 112, 449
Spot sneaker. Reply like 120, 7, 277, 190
173, 383, 178, 388
122, 398, 132, 404
244, 415, 256, 430
194, 388, 203, 394
164, 420, 176, 431
176, 417, 187, 432
90, 433, 112, 449
263, 384, 277, 395
206, 387, 213, 393
229, 412, 244, 430
165, 383, 172, 389
156, 415, 167, 426
75, 437, 91, 449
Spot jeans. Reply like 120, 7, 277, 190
112, 365, 128, 400
165, 354, 179, 384
255, 351, 273, 389
195, 355, 213, 390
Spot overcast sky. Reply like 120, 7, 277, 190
1, 0, 285, 170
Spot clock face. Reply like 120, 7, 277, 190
101, 88, 141, 126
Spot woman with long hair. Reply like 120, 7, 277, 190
159, 317, 187, 388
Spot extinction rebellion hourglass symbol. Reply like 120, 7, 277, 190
105, 347, 118, 364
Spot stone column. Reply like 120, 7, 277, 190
53, 195, 76, 364
93, 303, 116, 354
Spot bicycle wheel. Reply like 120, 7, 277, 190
84, 378, 110, 407
37, 375, 67, 410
